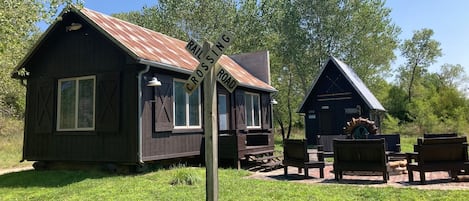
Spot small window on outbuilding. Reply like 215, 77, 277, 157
57, 75, 95, 131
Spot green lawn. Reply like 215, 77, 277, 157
1, 167, 469, 201
2, 122, 469, 200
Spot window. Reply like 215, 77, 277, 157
245, 92, 260, 128
218, 94, 228, 130
174, 79, 201, 128
57, 76, 95, 131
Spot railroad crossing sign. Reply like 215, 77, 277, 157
184, 32, 238, 93
184, 31, 235, 201
215, 67, 238, 93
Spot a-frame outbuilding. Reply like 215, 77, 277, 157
298, 56, 385, 145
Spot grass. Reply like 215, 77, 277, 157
1, 120, 469, 200
0, 117, 31, 169
1, 167, 469, 200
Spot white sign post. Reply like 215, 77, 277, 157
185, 32, 234, 201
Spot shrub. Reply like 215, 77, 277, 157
169, 164, 201, 186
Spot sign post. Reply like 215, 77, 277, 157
184, 32, 234, 201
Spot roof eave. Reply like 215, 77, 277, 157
138, 58, 193, 75
139, 59, 277, 93
238, 83, 277, 93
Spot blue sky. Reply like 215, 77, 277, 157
78, 0, 469, 78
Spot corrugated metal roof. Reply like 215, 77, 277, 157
78, 7, 275, 92
298, 56, 385, 113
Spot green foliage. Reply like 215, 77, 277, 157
381, 113, 400, 134
0, 0, 82, 117
383, 28, 469, 135
398, 28, 442, 103
169, 164, 202, 186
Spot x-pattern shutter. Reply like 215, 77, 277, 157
261, 93, 271, 130
96, 72, 120, 133
235, 90, 246, 130
35, 79, 53, 134
154, 74, 173, 132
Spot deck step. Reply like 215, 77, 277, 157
253, 155, 278, 162
246, 150, 274, 156
247, 160, 283, 172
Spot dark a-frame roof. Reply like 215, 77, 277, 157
298, 56, 385, 113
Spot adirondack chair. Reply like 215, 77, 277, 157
283, 139, 325, 179
407, 136, 469, 184
333, 138, 389, 183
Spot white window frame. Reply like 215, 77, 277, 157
57, 75, 96, 131
245, 92, 261, 128
173, 79, 201, 129
218, 94, 228, 130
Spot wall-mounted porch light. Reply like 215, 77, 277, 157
66, 23, 82, 32
270, 99, 278, 105
147, 77, 162, 87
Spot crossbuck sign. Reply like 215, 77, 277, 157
184, 31, 236, 201
184, 32, 238, 93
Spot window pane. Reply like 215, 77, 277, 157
174, 81, 186, 126
78, 79, 94, 128
218, 94, 228, 130
253, 95, 260, 126
245, 94, 253, 126
59, 80, 76, 129
188, 88, 199, 126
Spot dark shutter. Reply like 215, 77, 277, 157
154, 74, 173, 132
34, 78, 54, 134
235, 90, 246, 130
261, 93, 271, 130
96, 72, 120, 133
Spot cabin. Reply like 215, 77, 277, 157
297, 56, 385, 145
11, 6, 276, 169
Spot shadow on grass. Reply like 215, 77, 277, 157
268, 174, 323, 181
397, 178, 469, 186
0, 170, 110, 188
320, 178, 387, 185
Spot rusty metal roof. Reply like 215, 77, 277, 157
78, 7, 275, 92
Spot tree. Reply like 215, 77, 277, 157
398, 28, 442, 103
113, 0, 400, 137
437, 63, 467, 89
0, 0, 81, 117
296, 0, 400, 93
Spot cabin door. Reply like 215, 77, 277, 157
218, 93, 230, 133
319, 110, 333, 134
